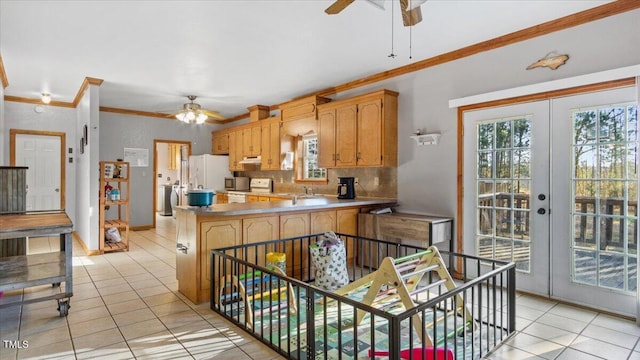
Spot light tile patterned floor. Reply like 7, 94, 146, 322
1, 215, 640, 359
0, 216, 282, 360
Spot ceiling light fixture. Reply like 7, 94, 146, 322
41, 93, 51, 104
175, 95, 208, 124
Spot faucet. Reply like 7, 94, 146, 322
303, 186, 313, 195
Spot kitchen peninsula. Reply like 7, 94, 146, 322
174, 196, 396, 303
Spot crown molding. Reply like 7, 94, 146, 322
286, 0, 640, 103
4, 95, 75, 108
99, 106, 173, 119
0, 54, 8, 89
2, 1, 637, 122
72, 77, 104, 107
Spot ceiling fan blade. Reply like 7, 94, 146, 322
325, 0, 355, 14
201, 109, 225, 120
400, 0, 423, 26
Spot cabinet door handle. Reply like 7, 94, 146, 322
336, 153, 340, 161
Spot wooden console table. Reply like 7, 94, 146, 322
0, 211, 73, 316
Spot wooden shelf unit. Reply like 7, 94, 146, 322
0, 211, 74, 316
99, 161, 130, 253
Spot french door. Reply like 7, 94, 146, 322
463, 86, 639, 316
463, 100, 551, 295
551, 87, 638, 316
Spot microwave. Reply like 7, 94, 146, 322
225, 177, 250, 191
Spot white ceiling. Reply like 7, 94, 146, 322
0, 0, 613, 120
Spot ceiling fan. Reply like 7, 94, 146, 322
325, 0, 428, 26
169, 95, 225, 124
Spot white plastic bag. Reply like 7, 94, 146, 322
105, 228, 121, 243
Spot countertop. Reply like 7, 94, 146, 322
175, 197, 397, 216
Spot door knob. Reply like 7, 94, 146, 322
537, 208, 546, 215
538, 194, 546, 201
55, 188, 60, 192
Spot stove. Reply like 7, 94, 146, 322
249, 178, 273, 194
227, 178, 273, 203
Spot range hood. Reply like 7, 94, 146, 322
239, 156, 262, 165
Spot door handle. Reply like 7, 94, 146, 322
537, 208, 546, 215
176, 243, 188, 254
55, 188, 60, 192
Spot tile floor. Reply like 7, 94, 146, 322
1, 215, 640, 359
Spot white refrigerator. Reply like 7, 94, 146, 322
188, 154, 231, 191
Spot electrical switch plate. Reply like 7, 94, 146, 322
374, 177, 379, 186
354, 178, 359, 184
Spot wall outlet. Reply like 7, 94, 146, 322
354, 177, 359, 185
374, 177, 379, 186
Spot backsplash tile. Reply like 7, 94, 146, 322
237, 167, 396, 198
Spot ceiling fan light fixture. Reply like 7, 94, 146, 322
171, 95, 217, 124
196, 113, 207, 124
175, 109, 208, 124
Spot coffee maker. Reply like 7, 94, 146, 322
337, 177, 356, 199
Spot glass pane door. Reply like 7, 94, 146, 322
463, 100, 550, 295
476, 117, 533, 271
551, 86, 638, 317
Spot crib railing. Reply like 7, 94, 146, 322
211, 233, 516, 360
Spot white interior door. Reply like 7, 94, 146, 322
15, 134, 62, 211
463, 100, 550, 295
551, 86, 638, 316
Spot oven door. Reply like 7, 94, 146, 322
227, 192, 246, 203
224, 177, 235, 190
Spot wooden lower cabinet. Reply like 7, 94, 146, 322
280, 212, 310, 279
336, 208, 358, 235
243, 215, 279, 267
337, 208, 359, 265
216, 193, 228, 204
175, 205, 369, 303
176, 210, 198, 302
199, 219, 242, 302
310, 210, 337, 234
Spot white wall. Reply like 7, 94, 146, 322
74, 84, 100, 250
330, 9, 640, 222
2, 102, 78, 223
99, 112, 216, 226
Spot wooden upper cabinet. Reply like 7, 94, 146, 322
242, 125, 261, 157
318, 103, 357, 168
228, 129, 244, 171
280, 95, 331, 122
212, 130, 229, 155
317, 109, 336, 168
317, 89, 398, 168
357, 98, 383, 166
335, 104, 358, 167
261, 116, 281, 170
